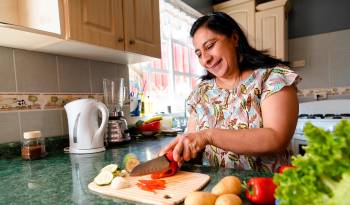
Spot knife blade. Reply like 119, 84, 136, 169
129, 150, 174, 176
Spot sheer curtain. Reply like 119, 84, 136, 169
129, 0, 204, 116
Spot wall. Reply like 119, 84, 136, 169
188, 0, 350, 39
0, 46, 129, 143
289, 28, 350, 90
289, 0, 350, 39
181, 0, 213, 14
288, 0, 350, 94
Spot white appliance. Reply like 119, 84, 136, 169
64, 99, 109, 154
292, 99, 350, 155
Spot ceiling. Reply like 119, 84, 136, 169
212, 0, 229, 4
212, 0, 272, 5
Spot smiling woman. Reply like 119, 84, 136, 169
159, 12, 301, 172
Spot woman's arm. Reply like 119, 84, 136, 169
160, 86, 298, 162
159, 113, 199, 163
208, 86, 298, 155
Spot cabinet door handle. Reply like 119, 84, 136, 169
118, 37, 124, 42
129, 40, 135, 45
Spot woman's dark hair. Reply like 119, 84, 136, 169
190, 12, 288, 80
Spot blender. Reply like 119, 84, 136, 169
103, 78, 130, 144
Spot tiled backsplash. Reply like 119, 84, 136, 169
289, 28, 350, 90
0, 46, 129, 144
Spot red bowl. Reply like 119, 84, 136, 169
138, 120, 161, 132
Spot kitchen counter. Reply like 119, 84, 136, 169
0, 135, 271, 205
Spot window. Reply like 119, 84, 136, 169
129, 0, 204, 115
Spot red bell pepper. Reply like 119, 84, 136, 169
138, 179, 166, 187
151, 161, 178, 179
278, 165, 295, 173
137, 179, 166, 192
150, 150, 178, 179
246, 177, 276, 205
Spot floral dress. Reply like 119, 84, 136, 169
186, 66, 300, 172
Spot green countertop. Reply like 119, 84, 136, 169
0, 136, 271, 205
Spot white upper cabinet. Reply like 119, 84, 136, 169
214, 0, 256, 47
255, 0, 289, 60
213, 0, 289, 60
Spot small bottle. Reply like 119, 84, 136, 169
161, 106, 173, 130
140, 93, 145, 117
21, 131, 46, 160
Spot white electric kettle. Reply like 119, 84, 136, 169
64, 99, 109, 154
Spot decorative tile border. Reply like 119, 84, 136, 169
0, 93, 103, 112
297, 87, 350, 98
1, 86, 349, 112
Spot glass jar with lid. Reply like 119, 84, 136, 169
21, 131, 46, 160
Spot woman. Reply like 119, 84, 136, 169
160, 12, 300, 172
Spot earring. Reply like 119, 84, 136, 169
239, 55, 243, 63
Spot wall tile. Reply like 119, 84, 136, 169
329, 29, 350, 53
57, 56, 91, 93
90, 61, 119, 93
330, 50, 350, 87
329, 29, 350, 87
294, 52, 330, 89
0, 47, 16, 92
116, 64, 130, 88
0, 112, 20, 143
289, 32, 332, 89
20, 110, 62, 138
289, 33, 330, 59
61, 110, 68, 136
15, 49, 58, 92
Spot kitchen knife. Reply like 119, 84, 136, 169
129, 150, 174, 176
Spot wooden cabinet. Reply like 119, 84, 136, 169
213, 0, 289, 60
65, 0, 160, 58
0, 0, 161, 64
65, 0, 124, 50
123, 0, 161, 58
214, 0, 256, 47
0, 0, 62, 34
255, 0, 288, 60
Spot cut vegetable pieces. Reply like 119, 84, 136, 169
110, 177, 130, 190
94, 171, 114, 185
136, 179, 166, 192
123, 154, 140, 172
101, 164, 119, 173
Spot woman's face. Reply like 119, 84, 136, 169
193, 26, 238, 79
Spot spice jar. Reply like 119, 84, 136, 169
21, 131, 46, 160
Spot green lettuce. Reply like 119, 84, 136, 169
274, 120, 350, 205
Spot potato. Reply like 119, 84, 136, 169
211, 176, 241, 195
215, 194, 242, 205
184, 191, 217, 205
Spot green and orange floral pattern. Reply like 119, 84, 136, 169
187, 66, 300, 172
0, 93, 103, 112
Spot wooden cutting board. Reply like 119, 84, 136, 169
88, 171, 210, 205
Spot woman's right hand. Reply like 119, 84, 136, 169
159, 130, 211, 166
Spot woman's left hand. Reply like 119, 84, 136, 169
159, 130, 211, 166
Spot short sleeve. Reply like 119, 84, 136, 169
261, 66, 301, 100
185, 80, 212, 115
186, 86, 200, 114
